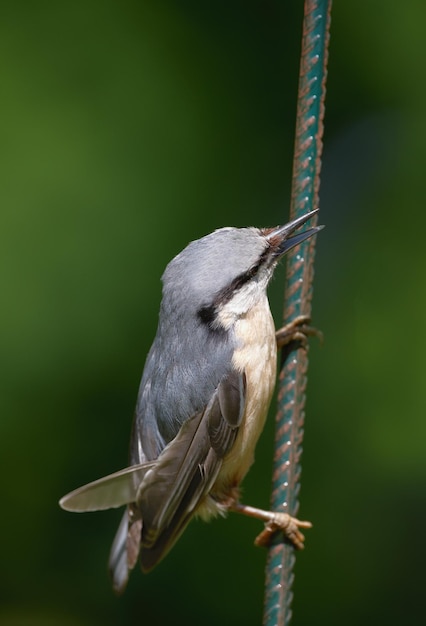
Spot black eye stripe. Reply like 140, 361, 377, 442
198, 305, 215, 326
197, 245, 271, 328
198, 263, 260, 325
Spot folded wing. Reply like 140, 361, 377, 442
138, 368, 246, 572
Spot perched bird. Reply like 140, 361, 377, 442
60, 210, 323, 593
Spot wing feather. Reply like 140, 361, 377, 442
138, 369, 246, 571
59, 462, 154, 512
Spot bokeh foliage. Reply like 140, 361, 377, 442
1, 1, 425, 625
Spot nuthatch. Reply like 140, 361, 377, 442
60, 209, 323, 593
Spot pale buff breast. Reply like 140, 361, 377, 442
211, 296, 277, 499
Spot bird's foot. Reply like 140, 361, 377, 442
254, 512, 312, 550
229, 502, 312, 550
275, 314, 323, 350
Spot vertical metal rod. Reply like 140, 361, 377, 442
263, 2, 332, 625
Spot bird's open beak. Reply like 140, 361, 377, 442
264, 209, 324, 256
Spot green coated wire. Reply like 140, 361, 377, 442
263, 2, 332, 625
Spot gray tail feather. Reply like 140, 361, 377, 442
109, 510, 130, 594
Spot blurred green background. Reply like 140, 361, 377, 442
1, 1, 425, 624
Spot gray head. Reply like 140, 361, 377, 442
161, 210, 322, 330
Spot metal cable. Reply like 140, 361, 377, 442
263, 2, 332, 625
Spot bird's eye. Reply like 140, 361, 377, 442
246, 264, 259, 279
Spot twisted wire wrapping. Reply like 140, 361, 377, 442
263, 2, 332, 625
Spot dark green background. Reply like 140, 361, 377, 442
1, 1, 425, 624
